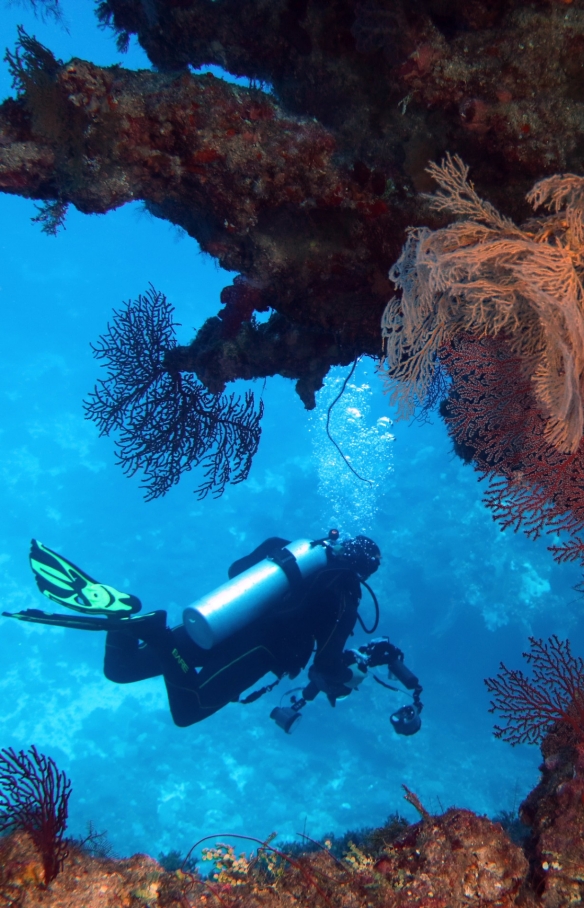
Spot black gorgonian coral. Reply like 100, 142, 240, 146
84, 285, 263, 500
0, 745, 71, 884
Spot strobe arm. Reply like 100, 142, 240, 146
359, 637, 423, 736
386, 655, 421, 694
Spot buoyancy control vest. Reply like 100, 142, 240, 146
182, 539, 330, 649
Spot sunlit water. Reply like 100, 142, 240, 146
310, 366, 395, 536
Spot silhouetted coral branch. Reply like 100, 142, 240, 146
31, 199, 68, 235
13, 1, 64, 25
84, 286, 263, 500
485, 636, 584, 746
0, 745, 71, 884
4, 25, 61, 96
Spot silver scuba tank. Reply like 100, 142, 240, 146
182, 539, 329, 649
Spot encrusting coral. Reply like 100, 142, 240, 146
0, 806, 531, 908
382, 154, 584, 453
6, 1, 584, 399
8, 711, 584, 906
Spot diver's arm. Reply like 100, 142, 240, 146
227, 537, 291, 579
311, 573, 360, 674
304, 575, 363, 703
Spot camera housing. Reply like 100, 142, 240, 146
270, 705, 303, 733
390, 704, 422, 736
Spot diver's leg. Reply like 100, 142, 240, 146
104, 632, 163, 683
163, 643, 277, 727
105, 621, 211, 722
103, 610, 176, 683
162, 679, 220, 727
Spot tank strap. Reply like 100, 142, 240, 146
268, 547, 304, 592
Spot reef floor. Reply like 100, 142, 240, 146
1, 724, 583, 908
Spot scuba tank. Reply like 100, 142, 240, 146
183, 539, 329, 649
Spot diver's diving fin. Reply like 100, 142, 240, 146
2, 608, 115, 631
3, 608, 166, 634
29, 540, 142, 616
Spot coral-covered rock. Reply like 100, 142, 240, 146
521, 726, 584, 906
0, 51, 397, 381
0, 812, 532, 908
0, 832, 166, 908
9, 788, 584, 907
373, 807, 529, 907
5, 2, 584, 395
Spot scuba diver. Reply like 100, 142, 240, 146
3, 531, 423, 734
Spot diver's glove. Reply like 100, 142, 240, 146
29, 539, 141, 616
359, 637, 403, 668
341, 649, 369, 690
307, 650, 368, 705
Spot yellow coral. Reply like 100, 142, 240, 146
202, 843, 251, 885
343, 842, 375, 872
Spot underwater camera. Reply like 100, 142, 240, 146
390, 703, 422, 736
358, 637, 423, 737
270, 693, 306, 733
270, 705, 302, 734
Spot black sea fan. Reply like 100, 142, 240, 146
84, 285, 263, 500
0, 745, 71, 884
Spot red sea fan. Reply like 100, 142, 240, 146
383, 156, 584, 570
0, 745, 71, 884
440, 333, 584, 567
382, 154, 584, 452
485, 636, 584, 746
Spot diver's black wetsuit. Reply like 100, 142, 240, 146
103, 537, 362, 727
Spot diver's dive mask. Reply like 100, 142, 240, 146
329, 534, 381, 580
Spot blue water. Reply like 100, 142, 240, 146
0, 0, 582, 861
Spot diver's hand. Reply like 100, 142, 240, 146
308, 653, 367, 701
359, 637, 403, 668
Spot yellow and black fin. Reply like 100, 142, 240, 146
29, 540, 141, 616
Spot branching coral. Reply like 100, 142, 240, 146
485, 636, 584, 746
0, 745, 71, 884
382, 154, 584, 452
4, 26, 61, 97
84, 285, 263, 499
441, 334, 584, 566
31, 199, 68, 235
15, 1, 63, 25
